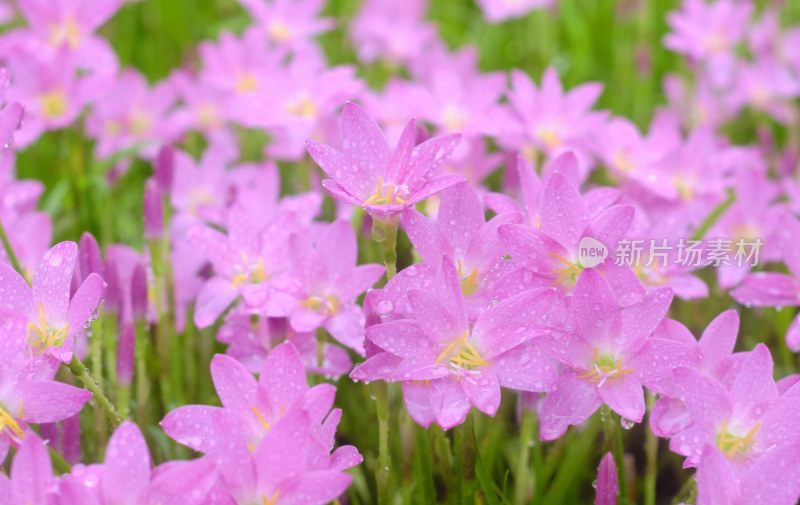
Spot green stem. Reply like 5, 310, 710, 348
644, 394, 658, 505
0, 218, 22, 274
134, 319, 148, 427
373, 381, 390, 505
690, 188, 736, 241
66, 356, 123, 428
515, 409, 536, 505
372, 218, 399, 280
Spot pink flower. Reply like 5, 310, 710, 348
306, 102, 463, 220
0, 241, 105, 362
537, 269, 689, 440
357, 258, 563, 429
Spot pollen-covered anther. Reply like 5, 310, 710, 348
0, 400, 24, 439
549, 253, 583, 286
577, 348, 635, 386
27, 303, 68, 350
436, 329, 490, 372
717, 419, 761, 459
364, 176, 409, 206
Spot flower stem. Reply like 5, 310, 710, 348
372, 217, 398, 280
644, 394, 658, 505
373, 381, 390, 505
515, 408, 536, 505
67, 356, 123, 428
0, 217, 22, 274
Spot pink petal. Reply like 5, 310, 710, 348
10, 436, 54, 505
460, 368, 501, 416
260, 342, 309, 416
0, 261, 33, 318
67, 272, 106, 340
102, 422, 152, 504
306, 140, 374, 200
18, 379, 91, 423
193, 277, 239, 329
619, 287, 673, 352
586, 205, 635, 253
730, 273, 800, 307
491, 342, 557, 392
431, 377, 472, 430
540, 172, 588, 251
403, 133, 462, 189
696, 445, 738, 505
33, 242, 78, 322
402, 380, 436, 428
741, 443, 800, 505
437, 182, 484, 258
335, 264, 385, 303
324, 304, 366, 355
403, 207, 449, 265
673, 367, 731, 426
367, 319, 435, 359
160, 405, 226, 454
698, 310, 738, 368
630, 338, 694, 390
279, 471, 352, 505
569, 269, 619, 344
340, 102, 390, 179
729, 344, 777, 414
598, 376, 645, 423
407, 174, 467, 205
540, 370, 602, 441
211, 354, 258, 412
318, 220, 357, 280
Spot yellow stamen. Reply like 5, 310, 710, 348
251, 406, 271, 432
40, 90, 67, 120
364, 176, 408, 206
285, 94, 317, 118
48, 16, 81, 49
235, 73, 258, 94
457, 259, 479, 296
298, 295, 339, 316
576, 348, 635, 384
262, 491, 281, 505
26, 303, 68, 350
548, 253, 583, 286
435, 330, 490, 370
0, 400, 24, 439
717, 419, 761, 459
268, 20, 292, 42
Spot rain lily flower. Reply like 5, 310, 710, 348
349, 0, 437, 65
403, 181, 522, 319
537, 269, 689, 440
236, 0, 333, 54
361, 258, 564, 429
0, 435, 58, 505
664, 0, 753, 86
0, 241, 105, 362
669, 344, 800, 467
504, 68, 606, 171
162, 341, 339, 454
306, 102, 464, 220
287, 220, 385, 355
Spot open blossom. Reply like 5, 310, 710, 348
236, 0, 333, 53
403, 181, 522, 318
537, 269, 690, 440
0, 241, 105, 362
504, 68, 606, 170
306, 102, 464, 220
349, 0, 437, 65
287, 220, 384, 355
357, 257, 564, 429
669, 344, 800, 468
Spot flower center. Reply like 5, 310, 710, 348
268, 21, 292, 42
548, 253, 583, 286
129, 109, 151, 136
364, 176, 409, 206
576, 348, 634, 387
48, 16, 81, 49
298, 295, 339, 316
717, 419, 760, 459
435, 329, 490, 372
612, 149, 635, 173
0, 400, 24, 439
235, 73, 259, 94
231, 256, 268, 288
40, 90, 68, 120
27, 303, 68, 350
285, 94, 317, 118
262, 491, 281, 505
